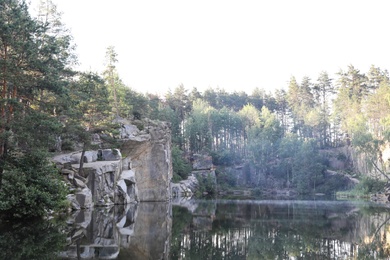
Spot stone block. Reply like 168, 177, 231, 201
75, 188, 93, 208
100, 149, 122, 161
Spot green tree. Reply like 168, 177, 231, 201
0, 150, 68, 218
165, 84, 191, 150
0, 0, 73, 186
249, 87, 265, 111
63, 72, 112, 173
103, 46, 120, 117
99, 47, 128, 118
248, 107, 282, 182
185, 99, 213, 153
334, 65, 368, 137
292, 140, 325, 194
314, 71, 334, 147
274, 89, 289, 134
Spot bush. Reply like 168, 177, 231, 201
354, 177, 386, 195
0, 150, 68, 219
195, 174, 216, 197
0, 219, 67, 259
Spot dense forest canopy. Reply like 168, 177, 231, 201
0, 0, 389, 217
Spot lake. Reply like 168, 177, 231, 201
1, 199, 390, 259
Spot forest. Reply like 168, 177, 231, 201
1, 0, 390, 218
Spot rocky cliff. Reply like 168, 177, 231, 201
119, 118, 172, 202
53, 118, 173, 209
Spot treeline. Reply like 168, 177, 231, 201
159, 66, 390, 193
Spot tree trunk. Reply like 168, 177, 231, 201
78, 145, 86, 176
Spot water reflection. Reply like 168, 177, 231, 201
60, 202, 171, 259
1, 200, 390, 259
171, 200, 390, 259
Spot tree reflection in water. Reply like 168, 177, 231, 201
170, 200, 390, 259
1, 200, 389, 259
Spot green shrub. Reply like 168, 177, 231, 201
195, 174, 216, 197
354, 177, 386, 195
0, 218, 67, 259
0, 150, 68, 219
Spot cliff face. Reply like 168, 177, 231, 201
53, 118, 173, 209
334, 145, 390, 179
120, 118, 173, 202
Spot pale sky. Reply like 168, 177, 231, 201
30, 0, 390, 95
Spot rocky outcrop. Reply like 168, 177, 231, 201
191, 154, 216, 191
171, 174, 198, 198
171, 153, 216, 198
54, 118, 173, 209
192, 154, 213, 170
333, 145, 390, 179
120, 118, 172, 202
54, 149, 134, 209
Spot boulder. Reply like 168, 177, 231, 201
100, 149, 122, 161
120, 124, 140, 139
61, 169, 74, 175
75, 188, 93, 208
83, 151, 98, 163
66, 194, 80, 210
73, 178, 86, 189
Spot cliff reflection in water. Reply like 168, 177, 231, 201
59, 200, 390, 259
171, 200, 390, 259
60, 202, 171, 259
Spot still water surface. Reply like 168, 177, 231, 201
1, 199, 390, 259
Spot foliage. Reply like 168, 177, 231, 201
0, 150, 68, 219
0, 218, 67, 260
171, 145, 192, 182
195, 174, 216, 197
291, 140, 326, 194
10, 108, 63, 152
2, 0, 390, 203
353, 177, 387, 195
210, 149, 238, 166
215, 168, 237, 188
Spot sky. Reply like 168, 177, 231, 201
29, 0, 390, 95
